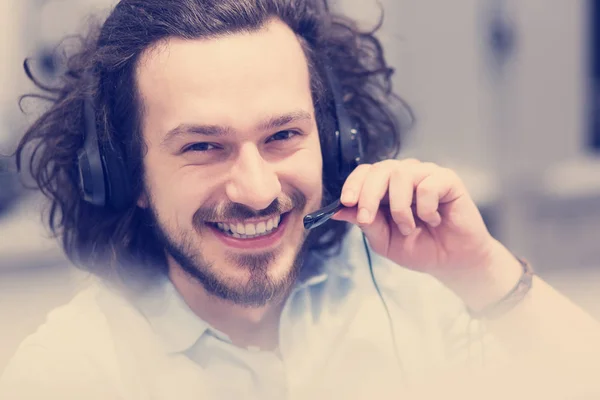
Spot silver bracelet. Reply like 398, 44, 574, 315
468, 257, 534, 320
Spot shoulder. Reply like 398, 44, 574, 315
20, 283, 113, 347
0, 283, 125, 399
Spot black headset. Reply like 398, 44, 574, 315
302, 66, 365, 230
76, 66, 365, 216
77, 84, 134, 210
325, 66, 365, 185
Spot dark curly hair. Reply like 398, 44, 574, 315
16, 0, 412, 284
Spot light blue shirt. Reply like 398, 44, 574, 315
0, 227, 495, 399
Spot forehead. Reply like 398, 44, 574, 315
135, 18, 314, 137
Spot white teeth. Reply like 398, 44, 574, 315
236, 222, 245, 235
245, 223, 256, 235
214, 214, 284, 239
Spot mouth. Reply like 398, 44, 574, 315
206, 212, 292, 249
209, 213, 285, 239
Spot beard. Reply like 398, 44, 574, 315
148, 190, 309, 308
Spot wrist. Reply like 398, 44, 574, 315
436, 240, 524, 312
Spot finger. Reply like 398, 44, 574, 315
354, 159, 422, 225
415, 170, 457, 227
416, 187, 442, 228
340, 164, 372, 207
330, 206, 357, 224
388, 167, 416, 235
356, 161, 396, 224
389, 161, 438, 234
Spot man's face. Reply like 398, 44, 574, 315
136, 19, 323, 306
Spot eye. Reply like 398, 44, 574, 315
183, 142, 219, 152
266, 130, 299, 143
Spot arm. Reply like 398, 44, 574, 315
332, 159, 600, 390
446, 239, 600, 360
443, 260, 600, 399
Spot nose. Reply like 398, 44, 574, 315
225, 144, 281, 211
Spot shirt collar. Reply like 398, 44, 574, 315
132, 231, 360, 354
292, 246, 354, 293
134, 276, 210, 354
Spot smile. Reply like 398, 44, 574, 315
212, 214, 282, 239
207, 212, 291, 250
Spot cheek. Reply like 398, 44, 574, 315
302, 158, 323, 193
304, 136, 324, 186
143, 156, 220, 225
283, 140, 323, 198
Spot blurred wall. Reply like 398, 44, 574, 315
335, 0, 600, 273
336, 0, 588, 183
0, 0, 25, 149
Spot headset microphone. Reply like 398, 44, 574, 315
303, 199, 343, 230
303, 66, 364, 230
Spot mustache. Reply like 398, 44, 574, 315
192, 189, 307, 224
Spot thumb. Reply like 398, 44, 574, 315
332, 207, 391, 254
330, 206, 359, 224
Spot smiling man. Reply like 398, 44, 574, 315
139, 27, 322, 322
1, 0, 600, 399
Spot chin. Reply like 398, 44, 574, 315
164, 195, 315, 306
221, 240, 298, 277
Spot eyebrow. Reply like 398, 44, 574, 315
256, 110, 312, 132
161, 110, 313, 145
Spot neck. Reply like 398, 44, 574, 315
168, 263, 287, 351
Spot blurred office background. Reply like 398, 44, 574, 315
1, 0, 600, 372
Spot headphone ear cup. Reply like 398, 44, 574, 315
324, 66, 364, 185
318, 107, 341, 177
339, 126, 364, 176
101, 143, 134, 211
77, 147, 105, 206
79, 94, 134, 210
78, 97, 108, 207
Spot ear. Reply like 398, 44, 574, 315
137, 191, 149, 209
